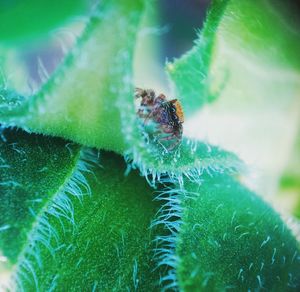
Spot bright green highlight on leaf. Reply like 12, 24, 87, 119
167, 0, 300, 115
202, 0, 300, 187
176, 174, 300, 291
0, 0, 88, 43
220, 0, 300, 71
0, 0, 144, 154
210, 0, 300, 105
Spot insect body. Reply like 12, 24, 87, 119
135, 88, 184, 151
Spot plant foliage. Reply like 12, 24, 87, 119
0, 0, 299, 290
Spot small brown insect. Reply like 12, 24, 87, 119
135, 88, 184, 151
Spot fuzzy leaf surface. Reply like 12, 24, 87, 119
0, 128, 80, 266
0, 129, 161, 290
0, 0, 144, 154
176, 174, 300, 291
167, 0, 300, 115
0, 0, 243, 185
166, 0, 229, 114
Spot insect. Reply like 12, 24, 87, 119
135, 88, 184, 151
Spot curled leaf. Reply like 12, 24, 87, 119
155, 174, 300, 290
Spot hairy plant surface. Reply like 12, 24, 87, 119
0, 0, 299, 291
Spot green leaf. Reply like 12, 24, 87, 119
172, 174, 300, 290
218, 0, 300, 70
0, 0, 243, 186
279, 127, 300, 218
0, 0, 144, 154
167, 0, 300, 115
1, 0, 299, 290
166, 0, 229, 114
0, 128, 161, 290
165, 0, 300, 201
0, 0, 88, 43
203, 0, 300, 195
0, 128, 80, 265
15, 152, 161, 290
126, 137, 243, 186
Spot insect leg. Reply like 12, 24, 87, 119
167, 137, 181, 151
143, 110, 154, 125
158, 134, 176, 141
